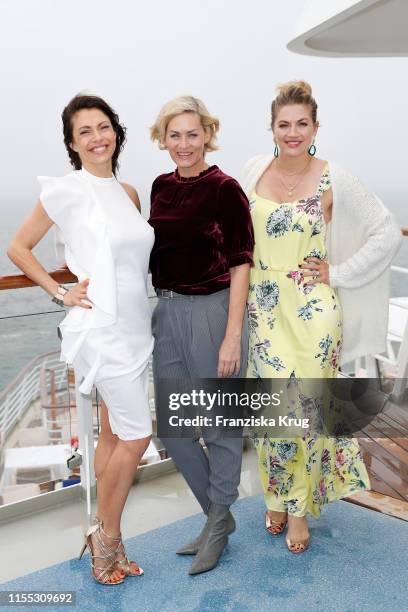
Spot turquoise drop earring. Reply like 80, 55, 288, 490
308, 141, 316, 156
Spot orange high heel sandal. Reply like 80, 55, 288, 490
265, 511, 288, 536
78, 522, 124, 585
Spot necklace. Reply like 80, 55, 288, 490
276, 158, 312, 197
278, 159, 311, 177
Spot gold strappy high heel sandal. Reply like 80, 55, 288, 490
115, 539, 144, 577
94, 517, 144, 577
265, 511, 288, 536
78, 522, 124, 585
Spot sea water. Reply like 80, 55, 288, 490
0, 226, 66, 390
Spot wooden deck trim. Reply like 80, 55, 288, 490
366, 467, 405, 501
345, 491, 408, 521
0, 270, 77, 290
360, 438, 408, 498
382, 403, 408, 428
361, 424, 408, 463
354, 397, 408, 513
366, 416, 408, 451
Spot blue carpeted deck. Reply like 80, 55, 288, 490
3, 496, 408, 611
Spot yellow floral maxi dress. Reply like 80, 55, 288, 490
247, 166, 370, 517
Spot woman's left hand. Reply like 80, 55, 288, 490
300, 257, 330, 286
218, 335, 241, 377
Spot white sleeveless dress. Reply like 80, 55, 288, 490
39, 167, 154, 440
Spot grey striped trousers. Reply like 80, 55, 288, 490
152, 288, 248, 510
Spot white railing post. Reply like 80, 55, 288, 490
74, 377, 96, 508
0, 352, 69, 442
391, 329, 408, 403
3, 396, 10, 433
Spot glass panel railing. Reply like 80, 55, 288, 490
391, 229, 408, 297
0, 298, 74, 506
0, 277, 165, 509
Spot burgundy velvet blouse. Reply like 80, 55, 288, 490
149, 165, 254, 295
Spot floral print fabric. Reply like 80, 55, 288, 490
247, 165, 370, 517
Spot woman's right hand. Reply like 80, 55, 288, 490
63, 279, 92, 309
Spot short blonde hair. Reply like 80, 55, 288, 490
150, 96, 219, 152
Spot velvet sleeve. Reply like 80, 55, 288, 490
149, 176, 160, 213
217, 178, 254, 268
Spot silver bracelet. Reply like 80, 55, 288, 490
51, 285, 68, 307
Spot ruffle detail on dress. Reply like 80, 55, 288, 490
61, 224, 118, 332
58, 211, 119, 393
38, 172, 119, 393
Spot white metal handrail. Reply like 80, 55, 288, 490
391, 265, 408, 275
0, 352, 67, 437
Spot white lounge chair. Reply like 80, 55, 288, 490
15, 466, 52, 485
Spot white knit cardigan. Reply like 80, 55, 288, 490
242, 154, 402, 365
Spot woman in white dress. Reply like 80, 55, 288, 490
7, 94, 154, 585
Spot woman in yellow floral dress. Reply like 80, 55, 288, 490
244, 81, 373, 553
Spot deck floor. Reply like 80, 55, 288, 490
347, 399, 408, 520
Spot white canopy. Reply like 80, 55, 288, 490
287, 0, 408, 57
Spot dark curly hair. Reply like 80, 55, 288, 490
62, 94, 127, 176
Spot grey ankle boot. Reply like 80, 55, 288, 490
176, 511, 235, 555
188, 503, 230, 575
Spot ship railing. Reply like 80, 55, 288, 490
0, 270, 74, 443
0, 351, 66, 437
378, 257, 408, 402
0, 269, 167, 521
355, 229, 408, 400
0, 273, 103, 515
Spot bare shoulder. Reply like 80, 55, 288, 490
121, 182, 141, 211
313, 157, 328, 173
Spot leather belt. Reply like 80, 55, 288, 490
155, 288, 182, 298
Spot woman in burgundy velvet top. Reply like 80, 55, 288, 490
149, 96, 254, 575
149, 166, 253, 294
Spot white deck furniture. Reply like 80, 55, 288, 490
17, 427, 49, 447
143, 439, 161, 464
0, 444, 71, 491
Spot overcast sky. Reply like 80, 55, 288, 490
0, 0, 407, 230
